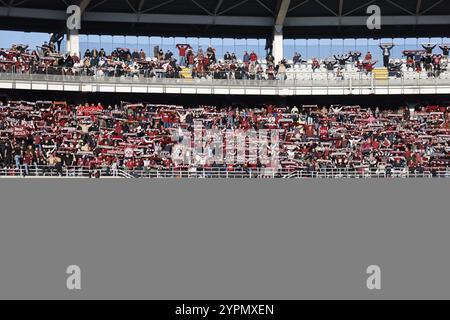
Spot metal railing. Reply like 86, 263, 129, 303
1, 165, 449, 179
0, 165, 131, 178
1, 67, 449, 89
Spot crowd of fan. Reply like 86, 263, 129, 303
0, 40, 448, 80
0, 100, 448, 177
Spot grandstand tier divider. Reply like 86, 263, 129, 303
2, 73, 450, 96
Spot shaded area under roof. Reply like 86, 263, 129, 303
0, 0, 449, 38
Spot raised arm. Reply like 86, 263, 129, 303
421, 43, 435, 50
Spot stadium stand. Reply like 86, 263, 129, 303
0, 100, 448, 178
0, 42, 448, 81
0, 1, 449, 178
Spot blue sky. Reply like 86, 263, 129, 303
0, 30, 52, 50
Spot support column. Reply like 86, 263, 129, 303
273, 25, 284, 64
67, 29, 80, 57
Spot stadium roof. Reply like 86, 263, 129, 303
0, 0, 449, 38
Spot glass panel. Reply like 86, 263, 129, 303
343, 38, 356, 55
418, 37, 430, 51
330, 38, 344, 58
5, 30, 450, 71
307, 39, 319, 60
161, 37, 175, 53
211, 38, 223, 59
137, 36, 150, 57
368, 38, 379, 65
247, 38, 259, 59
404, 37, 418, 51
125, 36, 138, 52
223, 38, 234, 58
113, 35, 126, 51
356, 38, 368, 57
235, 38, 246, 59
79, 34, 88, 55
284, 39, 295, 61
392, 38, 404, 60
100, 35, 113, 55
0, 31, 50, 50
149, 36, 162, 57
319, 39, 332, 59
185, 37, 197, 49
198, 37, 210, 53
258, 39, 266, 59
295, 39, 307, 60
430, 37, 442, 54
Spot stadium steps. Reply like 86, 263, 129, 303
373, 68, 389, 80
180, 67, 193, 79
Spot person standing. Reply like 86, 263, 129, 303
14, 143, 22, 171
380, 43, 394, 68
422, 43, 436, 54
439, 44, 449, 57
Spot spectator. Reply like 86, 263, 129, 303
249, 51, 258, 63
293, 52, 301, 65
422, 43, 436, 54
1, 40, 449, 81
312, 58, 320, 72
224, 51, 231, 62
439, 44, 449, 57
334, 53, 350, 67
380, 43, 395, 68
49, 32, 64, 53
243, 51, 250, 65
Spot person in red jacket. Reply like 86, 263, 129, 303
364, 60, 377, 74
176, 44, 190, 66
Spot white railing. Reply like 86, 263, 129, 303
1, 165, 449, 179
1, 71, 449, 96
0, 69, 362, 86
1, 68, 450, 88
0, 165, 131, 178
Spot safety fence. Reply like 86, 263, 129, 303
0, 165, 448, 179
1, 67, 450, 86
